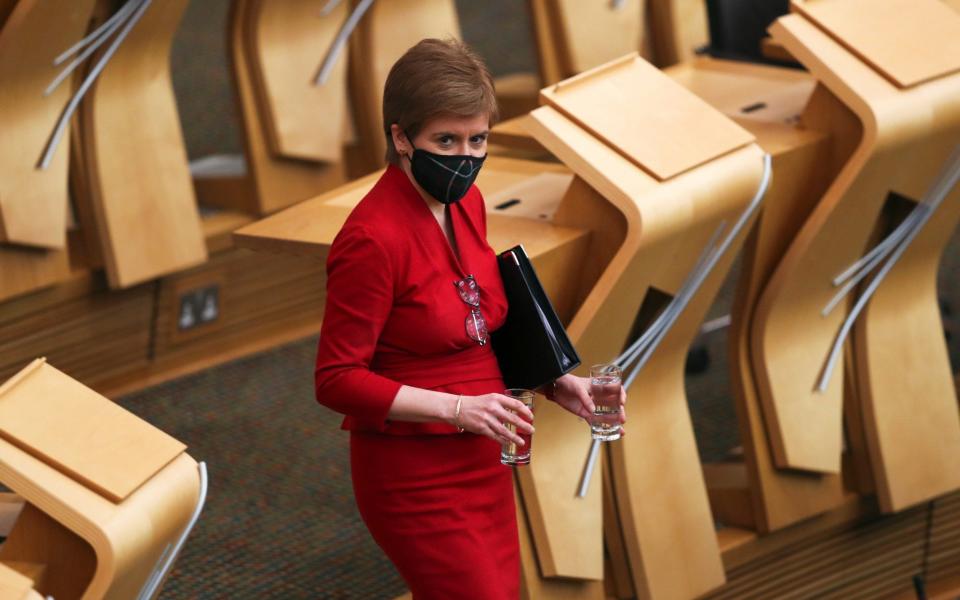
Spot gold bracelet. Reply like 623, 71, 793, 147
454, 394, 465, 433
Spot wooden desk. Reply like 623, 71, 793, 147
79, 0, 207, 289
752, 0, 960, 509
666, 56, 848, 533
524, 53, 765, 599
0, 359, 202, 599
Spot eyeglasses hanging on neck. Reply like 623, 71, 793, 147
454, 275, 488, 346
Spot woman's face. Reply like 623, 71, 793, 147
400, 113, 489, 158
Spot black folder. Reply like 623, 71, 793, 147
491, 245, 581, 390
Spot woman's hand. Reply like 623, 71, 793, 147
456, 393, 535, 447
550, 373, 626, 428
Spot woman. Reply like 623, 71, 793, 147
314, 38, 624, 598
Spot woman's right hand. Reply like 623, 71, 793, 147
456, 393, 534, 447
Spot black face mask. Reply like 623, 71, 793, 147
406, 135, 486, 205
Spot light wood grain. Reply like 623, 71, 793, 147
0, 359, 185, 503
515, 477, 605, 600
347, 0, 461, 171
667, 58, 849, 530
528, 0, 564, 86
0, 559, 38, 600
0, 244, 71, 303
0, 361, 200, 599
793, 0, 960, 88
541, 54, 754, 181
228, 0, 345, 216
81, 0, 207, 288
647, 0, 709, 66
489, 115, 548, 155
0, 273, 154, 392
0, 0, 96, 249
752, 9, 960, 507
549, 0, 645, 76
527, 57, 765, 592
493, 71, 541, 122
665, 56, 816, 125
248, 0, 349, 162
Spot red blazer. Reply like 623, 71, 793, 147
314, 164, 509, 434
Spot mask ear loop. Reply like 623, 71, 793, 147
401, 127, 417, 160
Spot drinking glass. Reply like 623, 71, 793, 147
590, 364, 622, 441
500, 388, 535, 465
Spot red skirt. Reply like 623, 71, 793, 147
350, 430, 519, 599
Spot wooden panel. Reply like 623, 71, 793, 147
754, 11, 960, 504
0, 0, 96, 248
647, 0, 709, 66
549, 0, 644, 75
82, 0, 207, 288
0, 439, 200, 599
0, 504, 95, 600
541, 54, 754, 181
0, 560, 37, 600
0, 359, 185, 503
665, 57, 816, 125
671, 60, 847, 528
515, 478, 605, 600
0, 245, 71, 303
528, 0, 564, 85
793, 0, 960, 88
495, 72, 540, 123
526, 97, 762, 593
349, 0, 461, 171
248, 0, 348, 162
854, 162, 960, 510
0, 273, 154, 391
489, 115, 549, 155
229, 0, 345, 216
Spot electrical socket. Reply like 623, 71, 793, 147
177, 285, 220, 331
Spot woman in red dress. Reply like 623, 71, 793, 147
314, 39, 624, 599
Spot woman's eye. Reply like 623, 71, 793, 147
470, 135, 487, 144
438, 136, 453, 146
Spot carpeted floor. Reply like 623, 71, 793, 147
118, 337, 408, 599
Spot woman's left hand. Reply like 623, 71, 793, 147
549, 373, 627, 426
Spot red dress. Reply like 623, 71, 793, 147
314, 164, 519, 599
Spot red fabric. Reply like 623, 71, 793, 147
314, 164, 508, 433
351, 390, 519, 600
314, 165, 519, 598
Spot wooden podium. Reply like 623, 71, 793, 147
77, 0, 207, 289
664, 56, 849, 533
751, 0, 960, 510
0, 0, 95, 302
202, 0, 347, 217
522, 54, 765, 600
0, 358, 205, 600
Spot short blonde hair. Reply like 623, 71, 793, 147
382, 38, 499, 165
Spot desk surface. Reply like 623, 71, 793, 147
793, 0, 960, 88
233, 158, 587, 260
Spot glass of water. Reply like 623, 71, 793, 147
500, 388, 535, 466
590, 364, 622, 441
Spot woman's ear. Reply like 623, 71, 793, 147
390, 123, 408, 158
